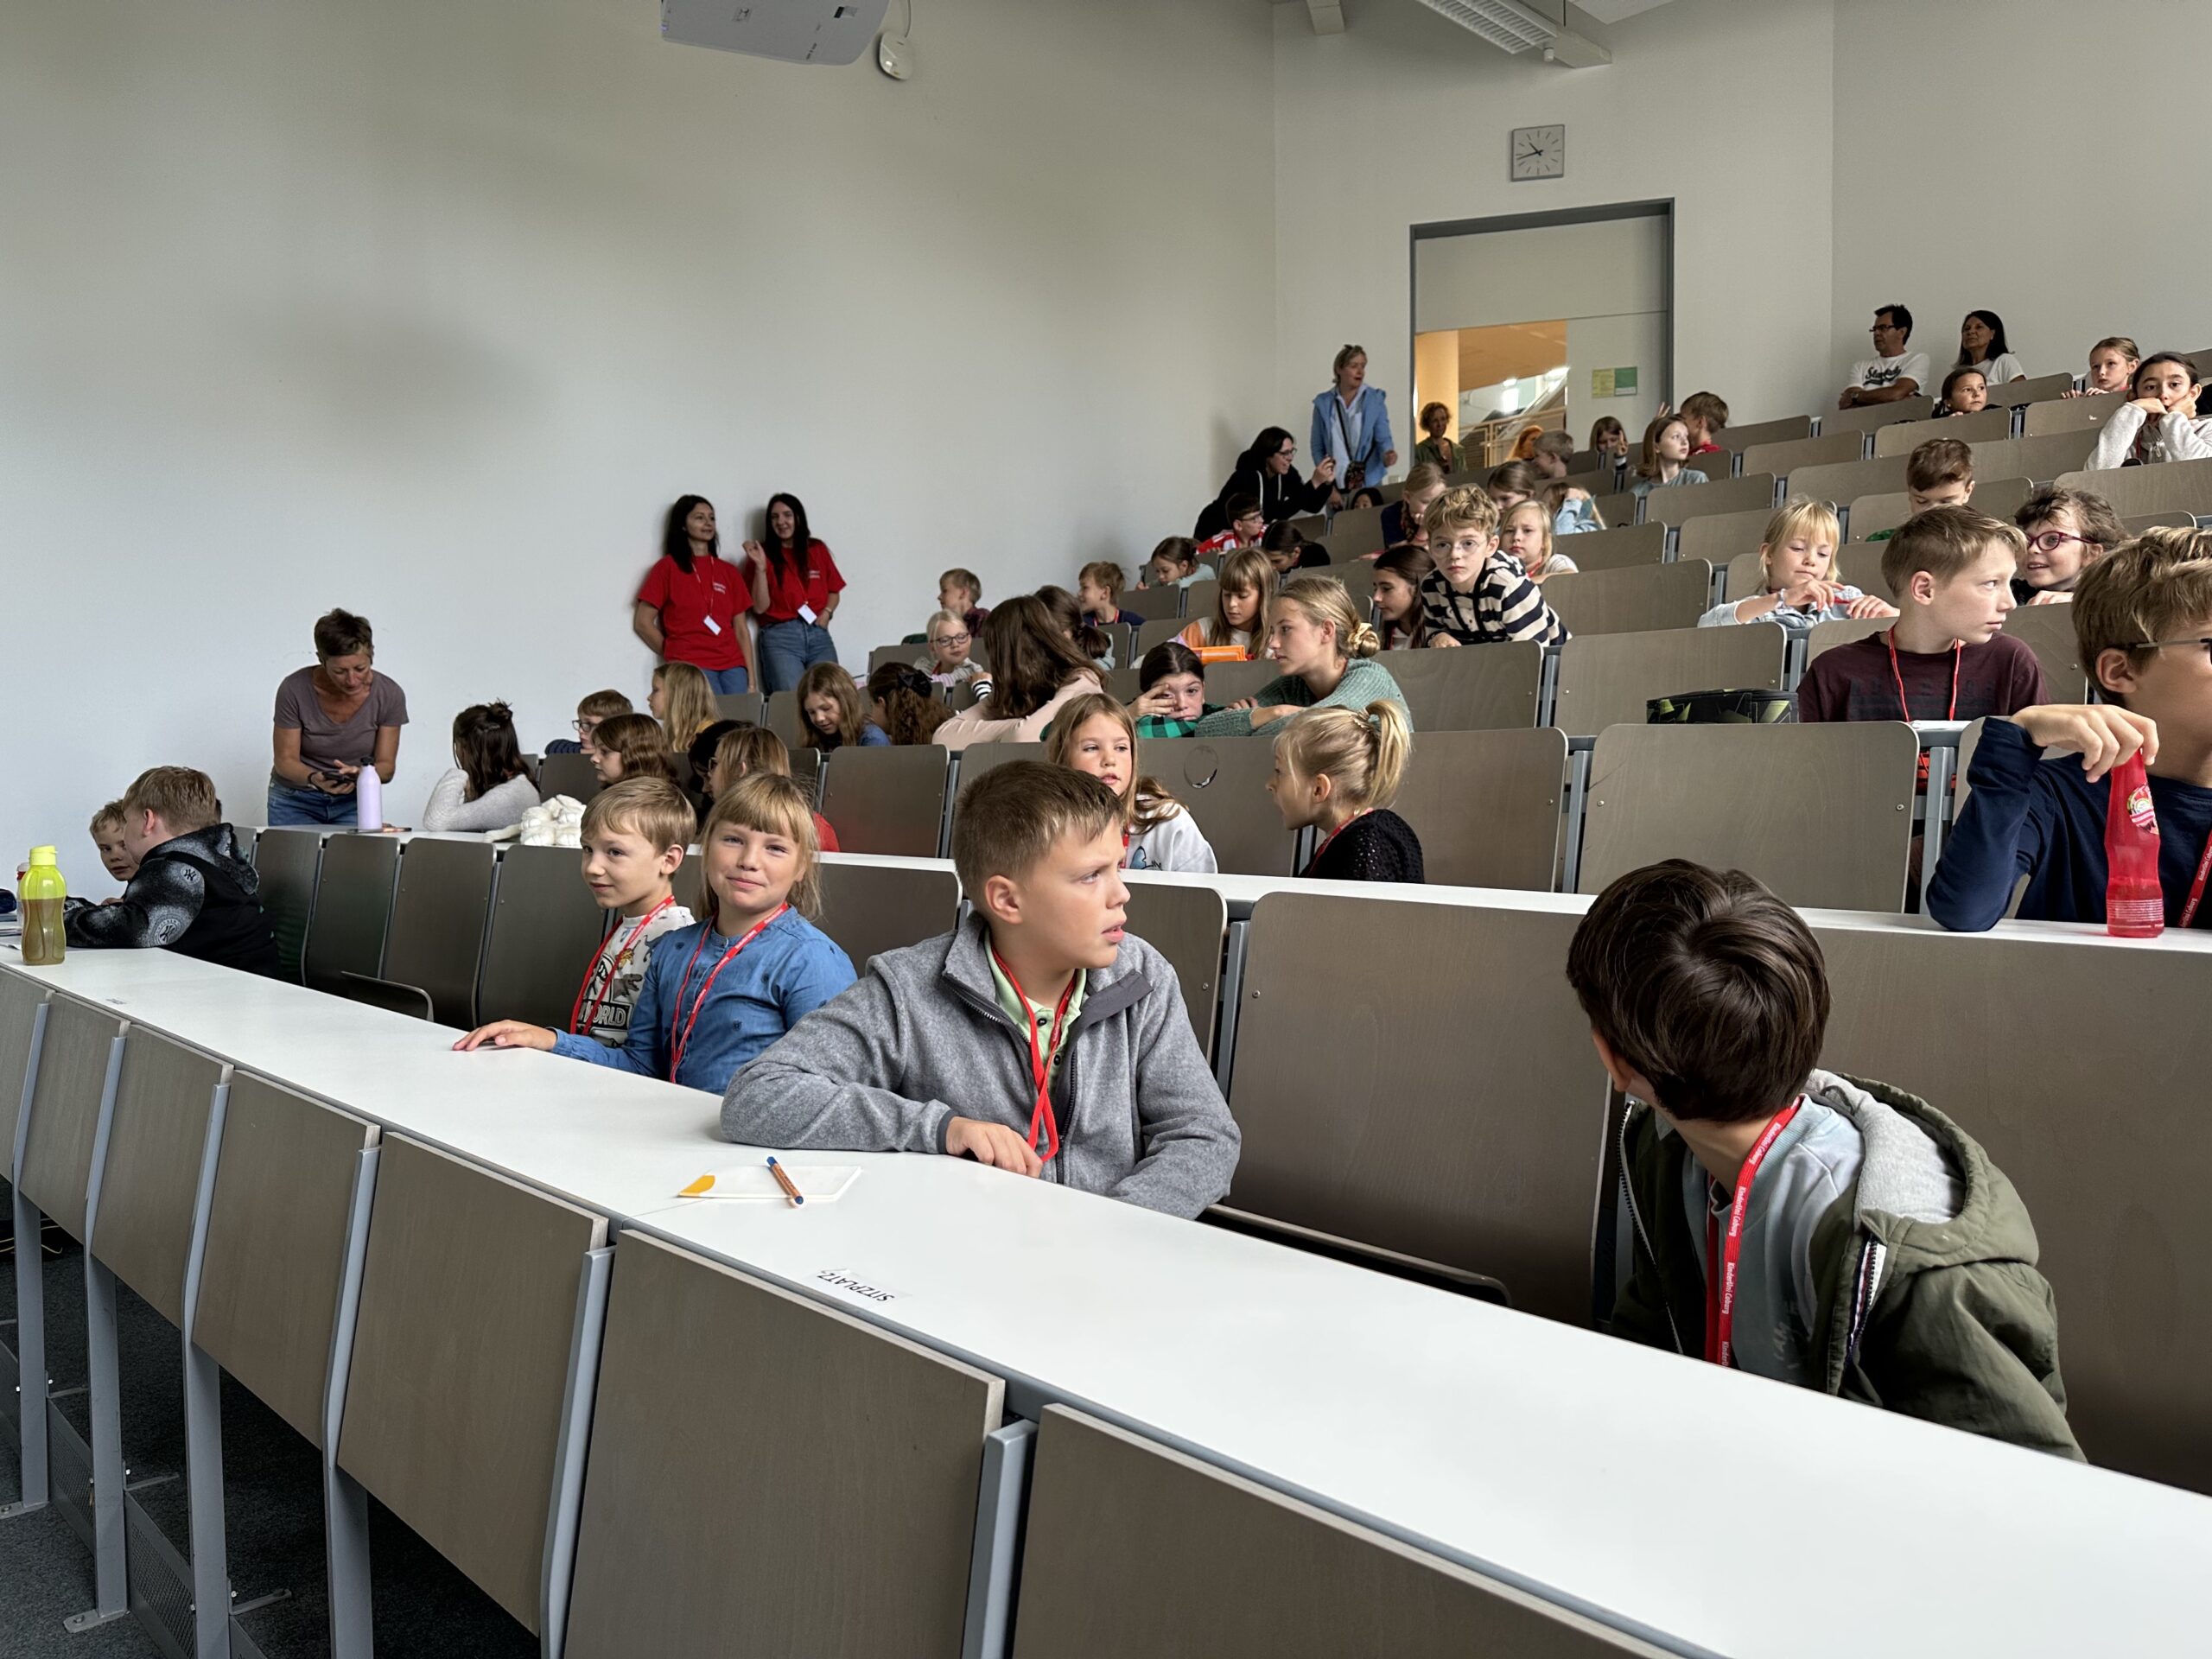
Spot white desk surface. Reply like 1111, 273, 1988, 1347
8, 944, 2210, 1657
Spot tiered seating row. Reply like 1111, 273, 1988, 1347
3, 890, 2209, 1659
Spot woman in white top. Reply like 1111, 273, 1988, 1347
1956, 310, 2027, 385
422, 702, 542, 832
2088, 353, 2212, 469
1629, 413, 1707, 497
934, 594, 1105, 750
1046, 693, 1217, 874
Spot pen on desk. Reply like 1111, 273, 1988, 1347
766, 1155, 804, 1207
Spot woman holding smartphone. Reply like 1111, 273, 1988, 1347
267, 608, 408, 826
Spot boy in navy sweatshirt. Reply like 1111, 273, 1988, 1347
1928, 530, 2212, 931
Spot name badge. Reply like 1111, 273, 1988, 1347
798, 603, 818, 626
702, 615, 722, 634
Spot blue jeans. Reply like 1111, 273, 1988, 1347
702, 664, 749, 696
267, 780, 360, 826
756, 620, 838, 693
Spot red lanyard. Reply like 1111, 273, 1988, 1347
1885, 629, 1961, 723
569, 895, 676, 1035
1704, 1099, 1803, 1369
667, 906, 786, 1079
2182, 829, 2212, 928
1886, 631, 1959, 785
1310, 808, 1372, 866
989, 945, 1079, 1163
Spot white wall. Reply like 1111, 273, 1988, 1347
1830, 0, 2212, 388
1273, 0, 1838, 441
0, 0, 1274, 890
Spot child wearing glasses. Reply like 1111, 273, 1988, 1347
1929, 530, 2212, 932
2012, 487, 2126, 606
916, 610, 991, 693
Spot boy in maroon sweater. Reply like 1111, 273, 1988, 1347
1799, 507, 2046, 724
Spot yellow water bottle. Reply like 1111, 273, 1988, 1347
21, 846, 67, 966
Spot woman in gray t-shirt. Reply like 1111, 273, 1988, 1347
268, 608, 409, 826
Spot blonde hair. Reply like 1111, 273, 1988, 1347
652, 660, 717, 751
1274, 701, 1412, 813
1401, 461, 1446, 496
122, 766, 220, 835
1422, 484, 1500, 543
1044, 693, 1181, 837
581, 777, 696, 855
698, 772, 823, 925
1501, 499, 1557, 577
939, 567, 982, 604
1758, 499, 1843, 585
1272, 575, 1381, 663
90, 799, 126, 836
1205, 549, 1272, 654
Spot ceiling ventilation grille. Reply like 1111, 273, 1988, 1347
1412, 0, 1558, 53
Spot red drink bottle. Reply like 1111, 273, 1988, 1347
2105, 755, 2164, 938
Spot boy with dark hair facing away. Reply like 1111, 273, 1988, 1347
727, 762, 1240, 1217
1929, 530, 2212, 931
1568, 859, 2079, 1457
1862, 436, 1975, 542
89, 800, 138, 886
1797, 507, 2044, 725
1416, 486, 1567, 647
67, 767, 280, 976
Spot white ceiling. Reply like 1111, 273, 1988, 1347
1568, 0, 1676, 21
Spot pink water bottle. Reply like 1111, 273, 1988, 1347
355, 766, 382, 832
2104, 755, 2164, 938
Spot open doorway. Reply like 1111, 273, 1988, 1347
1410, 202, 1672, 470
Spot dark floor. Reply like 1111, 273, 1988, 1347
2, 1204, 535, 1658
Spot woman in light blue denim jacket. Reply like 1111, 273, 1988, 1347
1310, 344, 1396, 493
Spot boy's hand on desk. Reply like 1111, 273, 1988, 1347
2012, 704, 2159, 782
946, 1117, 1042, 1179
453, 1020, 556, 1053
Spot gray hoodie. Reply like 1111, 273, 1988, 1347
724, 916, 1240, 1217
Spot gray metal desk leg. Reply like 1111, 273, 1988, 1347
70, 1030, 131, 1631
182, 1079, 234, 1659
1, 1002, 49, 1517
1212, 920, 1249, 1100
538, 1245, 613, 1659
72, 1256, 130, 1630
960, 1419, 1036, 1659
1560, 741, 1593, 895
3, 1188, 48, 1517
321, 1145, 380, 1659
938, 755, 963, 861
1921, 742, 1956, 912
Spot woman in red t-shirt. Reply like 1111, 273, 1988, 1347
632, 495, 757, 695
744, 493, 846, 694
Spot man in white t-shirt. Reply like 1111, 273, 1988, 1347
1840, 304, 1931, 409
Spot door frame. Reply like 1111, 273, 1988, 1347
1408, 200, 1675, 451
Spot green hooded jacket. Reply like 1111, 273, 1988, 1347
1612, 1069, 2082, 1460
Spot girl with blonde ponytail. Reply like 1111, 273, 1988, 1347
1192, 575, 1411, 739
1268, 700, 1424, 884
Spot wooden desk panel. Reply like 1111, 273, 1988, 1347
564, 1235, 1002, 1659
91, 1030, 225, 1327
336, 1135, 606, 1631
18, 997, 122, 1239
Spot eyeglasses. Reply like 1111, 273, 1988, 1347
2024, 531, 2090, 556
2133, 637, 2212, 661
931, 632, 970, 647
571, 719, 596, 734
1277, 446, 1296, 459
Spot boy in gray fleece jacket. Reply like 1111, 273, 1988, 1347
725, 763, 1239, 1217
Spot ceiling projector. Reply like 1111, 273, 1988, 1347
661, 0, 890, 66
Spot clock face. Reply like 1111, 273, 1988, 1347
1512, 124, 1566, 180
